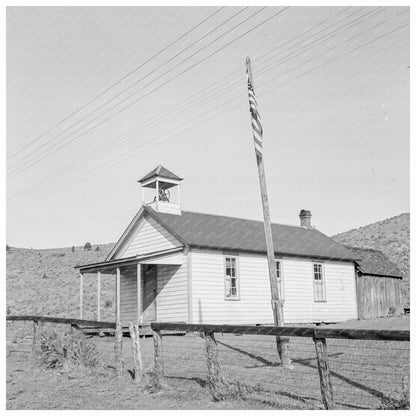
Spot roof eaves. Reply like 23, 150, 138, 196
105, 205, 145, 261
188, 243, 356, 262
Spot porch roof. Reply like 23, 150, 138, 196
75, 247, 184, 273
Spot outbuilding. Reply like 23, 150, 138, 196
346, 246, 403, 319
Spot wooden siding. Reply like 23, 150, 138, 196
120, 266, 137, 323
282, 258, 313, 323
156, 263, 188, 322
191, 249, 357, 325
119, 262, 188, 323
356, 274, 402, 319
116, 215, 181, 259
312, 261, 357, 323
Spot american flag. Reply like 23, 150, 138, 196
247, 74, 263, 157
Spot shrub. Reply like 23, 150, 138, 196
139, 370, 164, 394
84, 242, 92, 250
95, 246, 100, 251
6, 244, 11, 252
379, 386, 410, 410
42, 273, 48, 279
37, 326, 102, 371
104, 299, 112, 308
71, 246, 75, 252
6, 306, 11, 315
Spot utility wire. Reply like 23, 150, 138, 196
8, 19, 408, 208
8, 8, 403, 200
8, 7, 288, 178
8, 7, 249, 171
7, 6, 226, 161
7, 7, 267, 176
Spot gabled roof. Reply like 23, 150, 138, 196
345, 246, 403, 278
146, 207, 357, 261
138, 165, 183, 183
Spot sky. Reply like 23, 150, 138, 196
6, 5, 410, 249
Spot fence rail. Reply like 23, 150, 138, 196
7, 315, 117, 328
151, 322, 410, 341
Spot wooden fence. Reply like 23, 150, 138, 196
150, 322, 409, 410
6, 316, 410, 410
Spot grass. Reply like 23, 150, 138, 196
6, 244, 116, 320
6, 316, 410, 410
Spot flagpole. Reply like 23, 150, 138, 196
246, 56, 291, 368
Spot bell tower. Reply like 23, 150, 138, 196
138, 165, 183, 215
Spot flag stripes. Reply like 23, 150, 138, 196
247, 77, 263, 157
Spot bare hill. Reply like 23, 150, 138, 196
6, 244, 116, 320
7, 213, 410, 318
332, 213, 410, 307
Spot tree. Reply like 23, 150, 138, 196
6, 244, 11, 252
84, 242, 92, 251
71, 246, 75, 252
95, 245, 100, 251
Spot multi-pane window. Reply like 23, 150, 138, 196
313, 263, 325, 301
276, 260, 284, 300
225, 256, 239, 299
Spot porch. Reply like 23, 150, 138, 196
75, 247, 187, 328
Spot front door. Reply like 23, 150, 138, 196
142, 265, 157, 322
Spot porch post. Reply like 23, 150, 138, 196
97, 270, 101, 321
137, 263, 142, 323
155, 180, 159, 211
79, 272, 84, 319
116, 267, 121, 323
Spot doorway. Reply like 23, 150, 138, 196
142, 264, 157, 322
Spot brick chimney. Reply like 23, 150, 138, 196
299, 209, 312, 228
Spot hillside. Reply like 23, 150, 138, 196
7, 213, 410, 318
6, 244, 116, 320
332, 213, 410, 307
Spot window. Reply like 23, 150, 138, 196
276, 260, 284, 300
225, 256, 239, 299
313, 263, 325, 301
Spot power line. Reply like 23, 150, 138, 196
7, 7, 267, 176
8, 19, 408, 208
8, 8, 403, 201
8, 7, 250, 172
7, 6, 226, 162
8, 7, 288, 179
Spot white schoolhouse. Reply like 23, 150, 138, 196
76, 165, 371, 326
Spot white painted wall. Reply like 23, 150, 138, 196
312, 261, 358, 322
119, 262, 188, 323
156, 263, 188, 322
116, 215, 181, 259
191, 248, 357, 324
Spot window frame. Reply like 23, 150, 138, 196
313, 262, 326, 302
275, 259, 285, 301
224, 254, 240, 301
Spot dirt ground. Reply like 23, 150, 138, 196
6, 353, 302, 410
6, 316, 410, 410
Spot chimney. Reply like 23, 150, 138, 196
299, 209, 312, 228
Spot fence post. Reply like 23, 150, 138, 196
115, 322, 124, 378
205, 331, 227, 401
32, 320, 40, 356
313, 334, 335, 410
153, 329, 164, 379
129, 322, 143, 382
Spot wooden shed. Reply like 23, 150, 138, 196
347, 246, 403, 319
